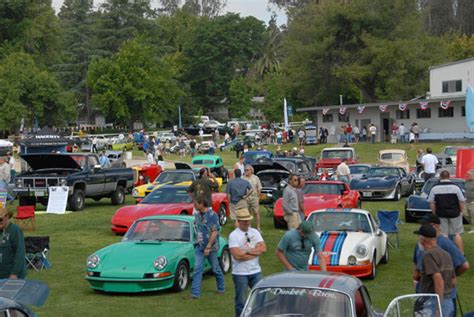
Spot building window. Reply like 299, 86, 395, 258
322, 114, 333, 123
416, 108, 431, 119
438, 107, 454, 118
462, 106, 466, 117
396, 110, 410, 119
442, 80, 462, 93
338, 112, 349, 122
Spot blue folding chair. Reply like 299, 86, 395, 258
377, 210, 400, 249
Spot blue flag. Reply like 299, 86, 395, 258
467, 85, 474, 129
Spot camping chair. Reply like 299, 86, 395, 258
15, 206, 35, 231
377, 210, 400, 249
25, 236, 50, 272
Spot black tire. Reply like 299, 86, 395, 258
392, 186, 401, 201
172, 261, 189, 292
69, 189, 85, 211
111, 186, 125, 205
19, 196, 36, 207
218, 204, 227, 226
180, 210, 188, 215
408, 183, 416, 196
405, 209, 416, 223
368, 253, 377, 280
380, 244, 389, 264
219, 247, 231, 274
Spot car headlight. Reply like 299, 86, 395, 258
132, 189, 139, 197
154, 256, 167, 270
355, 245, 368, 258
87, 255, 100, 269
15, 179, 22, 187
60, 179, 67, 186
348, 255, 357, 265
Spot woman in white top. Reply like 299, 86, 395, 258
233, 156, 245, 176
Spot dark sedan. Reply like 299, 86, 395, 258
350, 166, 415, 201
405, 177, 466, 223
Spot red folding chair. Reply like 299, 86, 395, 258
15, 206, 35, 231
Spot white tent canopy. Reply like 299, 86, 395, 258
0, 140, 13, 147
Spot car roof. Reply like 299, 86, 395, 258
192, 155, 219, 160
379, 149, 406, 154
308, 208, 371, 217
254, 271, 361, 294
139, 215, 195, 222
274, 157, 305, 163
322, 147, 354, 151
349, 164, 371, 168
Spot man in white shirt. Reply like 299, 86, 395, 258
353, 126, 360, 143
146, 150, 155, 165
421, 148, 439, 181
335, 158, 351, 184
297, 129, 305, 146
229, 209, 266, 317
369, 124, 377, 144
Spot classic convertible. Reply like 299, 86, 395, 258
112, 185, 229, 233
307, 208, 388, 279
87, 216, 231, 293
241, 272, 442, 317
350, 166, 415, 201
405, 177, 466, 223
273, 181, 361, 228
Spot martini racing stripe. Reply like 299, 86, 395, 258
312, 232, 348, 266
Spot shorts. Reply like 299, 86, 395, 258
284, 213, 302, 230
230, 200, 248, 220
439, 214, 464, 235
464, 202, 474, 226
247, 196, 259, 215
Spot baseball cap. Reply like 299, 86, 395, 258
420, 214, 441, 225
235, 209, 253, 221
413, 224, 436, 238
300, 221, 316, 240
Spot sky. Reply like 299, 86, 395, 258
51, 0, 287, 25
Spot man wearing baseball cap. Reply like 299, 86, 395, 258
276, 221, 326, 271
413, 214, 469, 316
414, 224, 456, 317
229, 209, 266, 317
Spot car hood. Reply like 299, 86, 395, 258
406, 193, 430, 209
351, 177, 397, 189
20, 154, 82, 170
94, 241, 189, 278
112, 204, 191, 227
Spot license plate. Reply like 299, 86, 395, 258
35, 191, 45, 197
363, 192, 372, 197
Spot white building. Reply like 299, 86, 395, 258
299, 58, 474, 142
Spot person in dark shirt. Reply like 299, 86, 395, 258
187, 168, 218, 208
0, 208, 26, 279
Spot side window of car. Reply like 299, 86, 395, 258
88, 156, 99, 168
400, 168, 406, 177
367, 213, 377, 232
358, 286, 374, 317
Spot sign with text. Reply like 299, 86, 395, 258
0, 191, 7, 208
46, 187, 69, 214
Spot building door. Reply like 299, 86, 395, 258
380, 112, 391, 142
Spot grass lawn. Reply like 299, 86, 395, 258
25, 141, 474, 316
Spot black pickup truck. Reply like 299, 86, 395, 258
13, 153, 134, 211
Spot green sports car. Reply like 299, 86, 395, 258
85, 215, 231, 293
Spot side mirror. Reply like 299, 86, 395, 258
376, 229, 383, 236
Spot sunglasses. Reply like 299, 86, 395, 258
245, 232, 251, 244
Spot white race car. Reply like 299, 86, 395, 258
307, 208, 388, 279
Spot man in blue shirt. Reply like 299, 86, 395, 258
98, 151, 110, 168
412, 214, 469, 315
226, 169, 252, 227
191, 196, 225, 299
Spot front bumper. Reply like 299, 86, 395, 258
85, 274, 174, 293
13, 187, 72, 197
111, 223, 130, 234
357, 187, 396, 200
309, 263, 372, 278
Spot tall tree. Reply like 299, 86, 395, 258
228, 76, 253, 118
87, 39, 183, 127
160, 0, 227, 17
0, 52, 75, 133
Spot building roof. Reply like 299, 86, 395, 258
429, 57, 474, 71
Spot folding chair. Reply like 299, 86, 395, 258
15, 206, 35, 231
377, 210, 400, 249
25, 236, 50, 272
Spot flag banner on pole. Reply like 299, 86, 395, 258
357, 105, 365, 114
339, 107, 347, 115
322, 108, 330, 115
420, 101, 429, 110
398, 104, 408, 111
440, 101, 451, 110
283, 98, 289, 131
466, 86, 474, 129
379, 104, 388, 112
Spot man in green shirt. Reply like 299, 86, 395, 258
276, 221, 327, 271
0, 208, 26, 279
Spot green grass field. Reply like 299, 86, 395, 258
25, 141, 474, 316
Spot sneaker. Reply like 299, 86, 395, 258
468, 230, 474, 234
215, 290, 225, 295
190, 295, 199, 300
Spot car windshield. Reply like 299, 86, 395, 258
155, 172, 194, 183
123, 219, 191, 242
444, 147, 457, 156
367, 168, 399, 178
275, 161, 297, 173
380, 153, 404, 161
242, 287, 351, 317
192, 159, 215, 166
245, 153, 272, 161
423, 179, 465, 195
303, 183, 346, 195
321, 150, 353, 159
141, 187, 192, 204
308, 212, 372, 233
349, 165, 370, 174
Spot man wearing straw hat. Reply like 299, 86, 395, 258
229, 209, 266, 317
0, 207, 26, 279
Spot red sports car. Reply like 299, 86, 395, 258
111, 185, 229, 234
273, 181, 361, 228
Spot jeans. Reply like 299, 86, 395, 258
233, 272, 262, 317
441, 297, 454, 317
191, 249, 225, 298
338, 175, 349, 184
0, 180, 12, 202
371, 135, 376, 144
